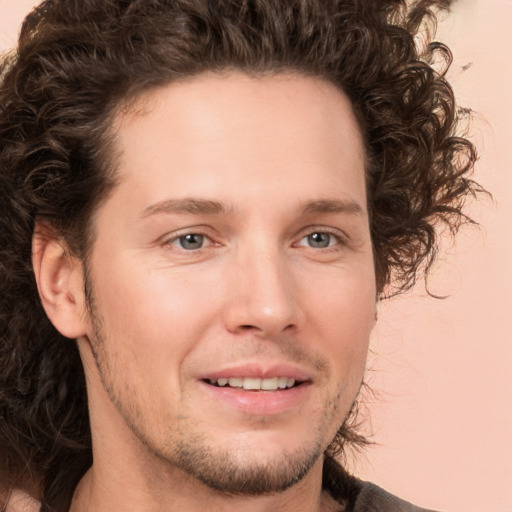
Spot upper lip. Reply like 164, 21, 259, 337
200, 363, 312, 382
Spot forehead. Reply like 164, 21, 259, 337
108, 72, 367, 215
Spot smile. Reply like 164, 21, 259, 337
200, 377, 311, 415
206, 377, 298, 390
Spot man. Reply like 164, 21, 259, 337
0, 0, 481, 511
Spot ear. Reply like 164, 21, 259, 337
32, 223, 88, 339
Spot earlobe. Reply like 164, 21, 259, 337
32, 224, 87, 339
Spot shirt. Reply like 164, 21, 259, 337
354, 482, 439, 512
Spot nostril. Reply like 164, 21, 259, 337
237, 323, 297, 334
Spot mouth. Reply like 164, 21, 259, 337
200, 370, 311, 415
203, 376, 302, 391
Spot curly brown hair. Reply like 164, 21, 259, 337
0, 0, 481, 509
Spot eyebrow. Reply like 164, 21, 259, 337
300, 199, 365, 217
140, 198, 228, 218
140, 197, 365, 219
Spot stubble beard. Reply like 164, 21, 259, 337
170, 434, 325, 495
84, 277, 353, 497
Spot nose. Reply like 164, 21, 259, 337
223, 249, 301, 338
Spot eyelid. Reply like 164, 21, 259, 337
156, 224, 351, 250
160, 226, 218, 249
294, 225, 351, 246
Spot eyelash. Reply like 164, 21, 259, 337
295, 227, 347, 252
163, 230, 215, 251
161, 227, 348, 252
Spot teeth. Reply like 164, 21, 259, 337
261, 377, 279, 390
210, 377, 298, 390
278, 377, 288, 389
243, 378, 261, 390
228, 377, 243, 388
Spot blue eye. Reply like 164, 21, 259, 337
176, 234, 205, 250
304, 232, 336, 248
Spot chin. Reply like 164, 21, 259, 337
172, 440, 324, 495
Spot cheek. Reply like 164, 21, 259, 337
91, 259, 223, 363
87, 265, 223, 417
301, 266, 375, 377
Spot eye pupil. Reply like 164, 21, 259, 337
308, 232, 330, 248
179, 234, 204, 250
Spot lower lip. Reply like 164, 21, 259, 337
200, 381, 311, 415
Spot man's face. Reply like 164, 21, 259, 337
79, 72, 376, 494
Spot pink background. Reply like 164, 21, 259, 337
1, 1, 511, 510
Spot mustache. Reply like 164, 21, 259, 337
195, 336, 330, 376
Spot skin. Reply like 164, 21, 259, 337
2, 490, 40, 512
33, 72, 377, 512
